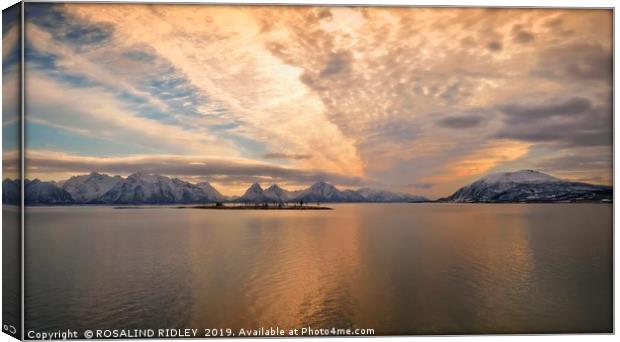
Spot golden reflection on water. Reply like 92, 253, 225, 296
24, 204, 612, 334
184, 209, 364, 330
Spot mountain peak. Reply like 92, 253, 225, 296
311, 181, 334, 188
249, 182, 263, 191
481, 170, 560, 185
237, 182, 267, 203
442, 169, 611, 203
266, 184, 284, 191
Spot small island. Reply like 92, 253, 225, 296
114, 203, 333, 210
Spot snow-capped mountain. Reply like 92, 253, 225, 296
292, 181, 363, 202
24, 179, 74, 205
357, 188, 428, 202
237, 182, 268, 203
263, 184, 291, 203
2, 178, 20, 205
235, 181, 426, 203
8, 172, 427, 205
441, 170, 612, 203
99, 172, 217, 204
196, 182, 226, 202
62, 172, 123, 203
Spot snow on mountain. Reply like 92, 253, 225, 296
196, 182, 226, 202
2, 178, 20, 205
442, 170, 612, 203
263, 184, 291, 203
479, 170, 561, 185
11, 172, 428, 205
293, 181, 365, 202
339, 189, 367, 202
235, 181, 426, 203
293, 181, 341, 202
24, 179, 74, 205
237, 182, 268, 203
99, 172, 215, 204
357, 188, 429, 202
62, 172, 123, 203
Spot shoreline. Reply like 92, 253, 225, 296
180, 205, 333, 210
7, 201, 613, 208
113, 205, 333, 210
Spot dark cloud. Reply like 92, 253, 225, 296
2, 3, 20, 35
319, 51, 353, 78
23, 155, 364, 187
439, 83, 462, 102
534, 150, 612, 185
494, 97, 611, 147
543, 17, 575, 36
486, 40, 503, 51
26, 3, 114, 50
532, 42, 612, 82
436, 114, 485, 129
262, 152, 312, 160
511, 24, 535, 44
544, 17, 563, 28
513, 30, 535, 44
499, 96, 592, 123
360, 117, 419, 147
535, 153, 611, 171
316, 8, 332, 20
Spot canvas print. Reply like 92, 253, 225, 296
2, 2, 613, 339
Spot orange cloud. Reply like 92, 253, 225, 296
424, 140, 532, 184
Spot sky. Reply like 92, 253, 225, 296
3, 4, 613, 198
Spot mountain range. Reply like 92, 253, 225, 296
2, 172, 428, 205
439, 170, 612, 203
236, 181, 427, 203
2, 170, 612, 205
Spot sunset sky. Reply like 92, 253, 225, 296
4, 4, 612, 197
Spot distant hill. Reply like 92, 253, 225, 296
439, 170, 612, 203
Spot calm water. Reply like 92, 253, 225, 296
25, 204, 612, 335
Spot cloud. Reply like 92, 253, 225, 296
424, 140, 532, 183
22, 5, 613, 197
514, 30, 535, 44
26, 3, 114, 49
533, 147, 612, 185
436, 114, 485, 129
499, 96, 592, 122
262, 152, 312, 160
495, 96, 611, 147
25, 71, 237, 156
22, 150, 364, 189
532, 41, 612, 82
536, 152, 610, 171
2, 149, 20, 180
486, 40, 503, 51
319, 51, 353, 78
64, 4, 364, 178
412, 183, 434, 189
512, 24, 535, 44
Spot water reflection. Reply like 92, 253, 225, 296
25, 204, 612, 334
